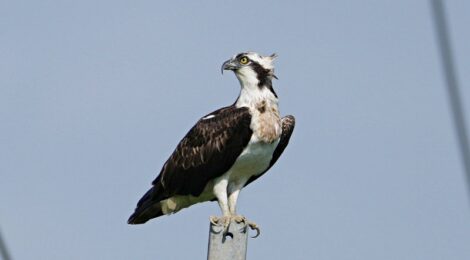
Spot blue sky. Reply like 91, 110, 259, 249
1, 1, 470, 259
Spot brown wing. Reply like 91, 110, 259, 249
157, 106, 253, 196
128, 106, 253, 224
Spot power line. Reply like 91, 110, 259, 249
0, 229, 12, 260
430, 0, 470, 205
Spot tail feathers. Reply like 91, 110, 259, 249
128, 186, 165, 225
128, 202, 164, 224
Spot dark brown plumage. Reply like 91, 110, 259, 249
128, 106, 253, 224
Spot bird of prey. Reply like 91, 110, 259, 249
128, 52, 295, 235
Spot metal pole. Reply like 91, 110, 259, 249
430, 0, 470, 205
0, 229, 12, 260
207, 220, 248, 260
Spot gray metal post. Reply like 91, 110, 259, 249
207, 220, 248, 260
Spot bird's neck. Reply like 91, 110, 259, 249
235, 71, 278, 109
236, 83, 278, 109
235, 70, 282, 143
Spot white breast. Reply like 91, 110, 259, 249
228, 135, 280, 182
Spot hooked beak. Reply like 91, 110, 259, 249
221, 58, 239, 74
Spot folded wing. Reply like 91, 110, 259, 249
128, 106, 253, 224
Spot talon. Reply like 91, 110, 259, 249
222, 216, 231, 235
223, 217, 230, 228
248, 223, 260, 238
233, 215, 246, 224
210, 216, 219, 226
210, 215, 260, 237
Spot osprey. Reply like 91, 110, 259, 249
128, 52, 295, 235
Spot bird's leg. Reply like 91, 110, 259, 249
227, 181, 260, 238
210, 177, 231, 232
228, 188, 241, 216
210, 178, 261, 237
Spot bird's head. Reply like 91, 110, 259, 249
222, 52, 278, 89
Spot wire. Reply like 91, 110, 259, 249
0, 229, 12, 260
430, 0, 470, 206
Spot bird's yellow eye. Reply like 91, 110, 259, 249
239, 56, 249, 64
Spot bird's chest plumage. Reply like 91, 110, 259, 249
250, 100, 282, 143
228, 100, 282, 183
228, 136, 280, 183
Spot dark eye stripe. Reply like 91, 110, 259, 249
249, 61, 278, 97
